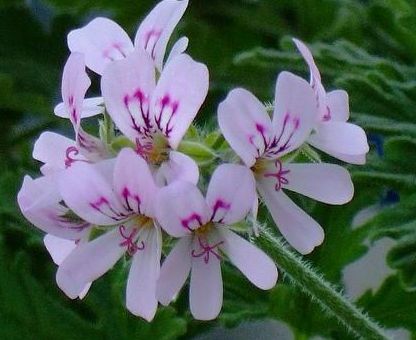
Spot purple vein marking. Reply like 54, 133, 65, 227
210, 199, 231, 222
154, 94, 179, 138
90, 196, 129, 221
121, 187, 141, 213
144, 29, 162, 60
181, 213, 203, 232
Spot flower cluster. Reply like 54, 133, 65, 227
17, 0, 368, 322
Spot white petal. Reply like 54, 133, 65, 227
157, 236, 192, 305
156, 151, 199, 186
328, 152, 367, 165
206, 164, 255, 224
219, 228, 278, 289
218, 88, 273, 167
76, 128, 108, 162
150, 53, 209, 149
166, 36, 189, 65
114, 148, 158, 217
61, 53, 91, 132
271, 71, 317, 157
134, 0, 188, 70
68, 17, 134, 75
54, 97, 104, 119
101, 49, 156, 142
293, 38, 321, 83
257, 182, 324, 254
156, 181, 209, 237
56, 227, 126, 298
44, 234, 77, 265
326, 90, 349, 122
308, 121, 369, 156
58, 160, 129, 226
274, 162, 354, 205
18, 175, 90, 240
126, 227, 162, 321
189, 240, 223, 320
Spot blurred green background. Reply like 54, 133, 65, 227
2, 0, 416, 339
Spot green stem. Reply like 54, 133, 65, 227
256, 228, 388, 340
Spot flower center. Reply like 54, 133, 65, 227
136, 132, 170, 166
118, 215, 153, 256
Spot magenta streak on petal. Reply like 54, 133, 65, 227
121, 187, 141, 213
154, 94, 179, 138
118, 225, 145, 256
123, 89, 154, 139
181, 213, 203, 232
67, 95, 78, 124
90, 196, 130, 221
64, 146, 91, 168
102, 42, 128, 61
144, 29, 162, 60
191, 237, 224, 264
263, 159, 290, 191
322, 106, 331, 121
210, 199, 231, 222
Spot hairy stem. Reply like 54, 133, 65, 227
256, 228, 388, 340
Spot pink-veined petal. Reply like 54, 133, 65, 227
58, 160, 130, 226
55, 97, 104, 119
156, 151, 199, 186
189, 240, 223, 320
293, 38, 321, 84
218, 88, 273, 167
257, 182, 324, 254
101, 49, 156, 142
308, 121, 369, 157
150, 54, 209, 149
44, 234, 77, 265
114, 148, 158, 217
33, 131, 80, 174
271, 71, 317, 157
326, 90, 349, 122
77, 128, 108, 162
56, 227, 126, 299
134, 0, 188, 70
166, 36, 189, 64
156, 181, 209, 237
219, 228, 278, 289
126, 226, 161, 321
280, 163, 354, 204
18, 175, 90, 240
206, 164, 255, 224
61, 53, 91, 134
157, 236, 192, 305
68, 17, 134, 75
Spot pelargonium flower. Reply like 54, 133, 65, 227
218, 72, 354, 254
101, 48, 208, 185
55, 148, 162, 321
155, 164, 278, 320
293, 38, 369, 164
68, 0, 189, 74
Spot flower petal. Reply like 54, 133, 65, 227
166, 36, 189, 64
68, 17, 134, 75
257, 182, 324, 254
61, 53, 91, 134
293, 38, 321, 83
150, 54, 209, 149
326, 90, 349, 122
271, 71, 317, 157
58, 160, 130, 226
54, 97, 104, 119
189, 242, 223, 320
218, 88, 273, 167
126, 226, 162, 321
18, 175, 90, 240
157, 236, 192, 305
206, 164, 255, 224
156, 151, 199, 186
219, 228, 278, 290
113, 148, 158, 217
56, 227, 125, 298
156, 181, 209, 237
308, 121, 369, 157
44, 234, 77, 266
134, 0, 188, 70
275, 162, 354, 205
101, 49, 156, 142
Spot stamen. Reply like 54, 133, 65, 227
64, 146, 90, 168
118, 225, 144, 256
263, 159, 290, 191
191, 237, 224, 264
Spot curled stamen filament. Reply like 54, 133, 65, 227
65, 146, 90, 168
264, 159, 290, 191
191, 237, 224, 264
119, 225, 144, 256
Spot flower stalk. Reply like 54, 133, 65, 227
256, 227, 388, 340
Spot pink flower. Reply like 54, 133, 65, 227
68, 0, 189, 74
55, 148, 162, 321
293, 38, 369, 164
218, 72, 354, 254
101, 48, 208, 185
155, 164, 278, 320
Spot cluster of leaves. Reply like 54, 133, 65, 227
2, 0, 416, 338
